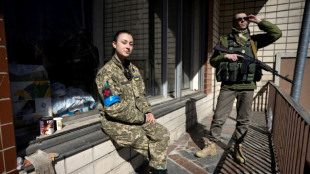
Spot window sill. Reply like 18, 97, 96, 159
23, 91, 207, 172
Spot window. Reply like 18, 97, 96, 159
4, 0, 97, 156
104, 0, 165, 97
4, 0, 205, 157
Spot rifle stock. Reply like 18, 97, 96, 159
214, 44, 293, 84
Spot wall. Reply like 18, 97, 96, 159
278, 55, 310, 112
0, 7, 18, 174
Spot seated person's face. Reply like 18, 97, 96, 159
113, 33, 134, 58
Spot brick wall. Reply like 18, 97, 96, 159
0, 7, 18, 174
203, 0, 220, 95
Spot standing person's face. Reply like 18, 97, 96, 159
233, 13, 248, 30
112, 33, 133, 58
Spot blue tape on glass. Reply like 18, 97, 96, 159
103, 95, 120, 106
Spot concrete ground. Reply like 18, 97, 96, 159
134, 110, 277, 174
165, 111, 278, 174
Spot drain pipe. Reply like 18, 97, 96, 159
291, 0, 310, 102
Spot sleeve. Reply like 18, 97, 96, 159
96, 68, 145, 124
251, 19, 282, 49
210, 37, 228, 68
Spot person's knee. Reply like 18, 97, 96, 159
155, 126, 170, 142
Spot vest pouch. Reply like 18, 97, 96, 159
238, 63, 247, 82
228, 62, 239, 82
246, 63, 256, 82
254, 66, 262, 82
216, 62, 229, 82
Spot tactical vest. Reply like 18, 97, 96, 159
216, 40, 261, 83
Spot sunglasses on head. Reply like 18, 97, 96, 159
235, 17, 248, 21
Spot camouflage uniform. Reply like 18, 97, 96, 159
95, 56, 170, 169
210, 20, 282, 144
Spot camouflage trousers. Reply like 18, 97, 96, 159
209, 88, 254, 144
100, 114, 170, 169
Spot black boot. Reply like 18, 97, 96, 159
151, 168, 167, 174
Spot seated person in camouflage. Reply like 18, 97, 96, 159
95, 30, 170, 174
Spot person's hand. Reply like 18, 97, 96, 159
224, 54, 243, 61
247, 14, 261, 24
145, 113, 156, 123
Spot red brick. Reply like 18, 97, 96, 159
3, 147, 17, 171
0, 132, 2, 150
0, 74, 10, 98
0, 151, 4, 173
193, 160, 204, 167
0, 100, 13, 124
0, 47, 8, 72
182, 160, 208, 174
7, 170, 19, 174
168, 154, 179, 160
167, 145, 177, 154
175, 157, 186, 165
206, 88, 212, 94
187, 141, 199, 148
190, 147, 200, 152
1, 124, 16, 148
0, 20, 6, 46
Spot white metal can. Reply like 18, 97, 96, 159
40, 117, 54, 135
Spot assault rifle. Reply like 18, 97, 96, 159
214, 44, 293, 84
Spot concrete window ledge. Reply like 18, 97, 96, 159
23, 92, 209, 173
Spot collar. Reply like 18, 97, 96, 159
112, 56, 132, 71
112, 56, 124, 71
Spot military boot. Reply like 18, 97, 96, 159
233, 144, 246, 164
150, 168, 167, 174
194, 141, 216, 158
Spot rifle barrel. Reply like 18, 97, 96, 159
213, 44, 294, 84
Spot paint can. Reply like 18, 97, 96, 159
40, 117, 54, 135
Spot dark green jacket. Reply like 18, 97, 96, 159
210, 19, 282, 90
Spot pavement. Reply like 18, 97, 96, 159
165, 110, 278, 174
134, 110, 277, 174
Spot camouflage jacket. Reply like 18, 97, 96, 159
95, 56, 151, 124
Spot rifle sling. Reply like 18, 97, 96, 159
241, 39, 257, 74
250, 39, 258, 59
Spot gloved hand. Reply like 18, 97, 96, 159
24, 150, 59, 174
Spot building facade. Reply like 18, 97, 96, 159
0, 0, 308, 173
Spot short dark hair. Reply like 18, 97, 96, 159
113, 30, 133, 42
232, 12, 247, 21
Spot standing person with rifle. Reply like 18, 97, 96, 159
195, 12, 282, 163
